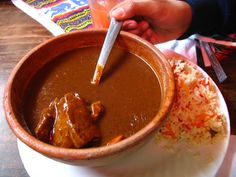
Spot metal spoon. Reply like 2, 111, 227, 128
91, 18, 123, 85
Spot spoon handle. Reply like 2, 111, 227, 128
91, 18, 123, 85
200, 41, 227, 83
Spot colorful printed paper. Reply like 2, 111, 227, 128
12, 0, 92, 35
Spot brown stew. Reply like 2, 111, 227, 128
23, 46, 161, 147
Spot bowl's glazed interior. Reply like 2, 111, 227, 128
4, 30, 175, 166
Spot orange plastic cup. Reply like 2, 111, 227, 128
89, 0, 123, 28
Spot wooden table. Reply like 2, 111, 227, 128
0, 1, 235, 176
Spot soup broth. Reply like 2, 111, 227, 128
23, 46, 161, 146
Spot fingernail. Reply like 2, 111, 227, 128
111, 7, 125, 17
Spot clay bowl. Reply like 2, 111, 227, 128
4, 30, 175, 166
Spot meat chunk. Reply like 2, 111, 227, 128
90, 101, 104, 121
35, 99, 57, 143
35, 93, 104, 148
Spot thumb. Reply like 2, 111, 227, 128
110, 1, 159, 20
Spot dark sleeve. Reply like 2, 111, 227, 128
179, 0, 236, 39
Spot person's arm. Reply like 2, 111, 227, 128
180, 0, 236, 39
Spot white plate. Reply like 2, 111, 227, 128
17, 50, 230, 177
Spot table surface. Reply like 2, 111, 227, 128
0, 1, 235, 177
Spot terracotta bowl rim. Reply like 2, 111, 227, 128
4, 29, 175, 161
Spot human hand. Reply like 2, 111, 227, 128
110, 0, 192, 44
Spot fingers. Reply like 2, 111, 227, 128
146, 29, 158, 44
123, 20, 158, 44
122, 20, 138, 30
126, 20, 149, 35
140, 28, 158, 44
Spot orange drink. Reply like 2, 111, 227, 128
89, 0, 123, 28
